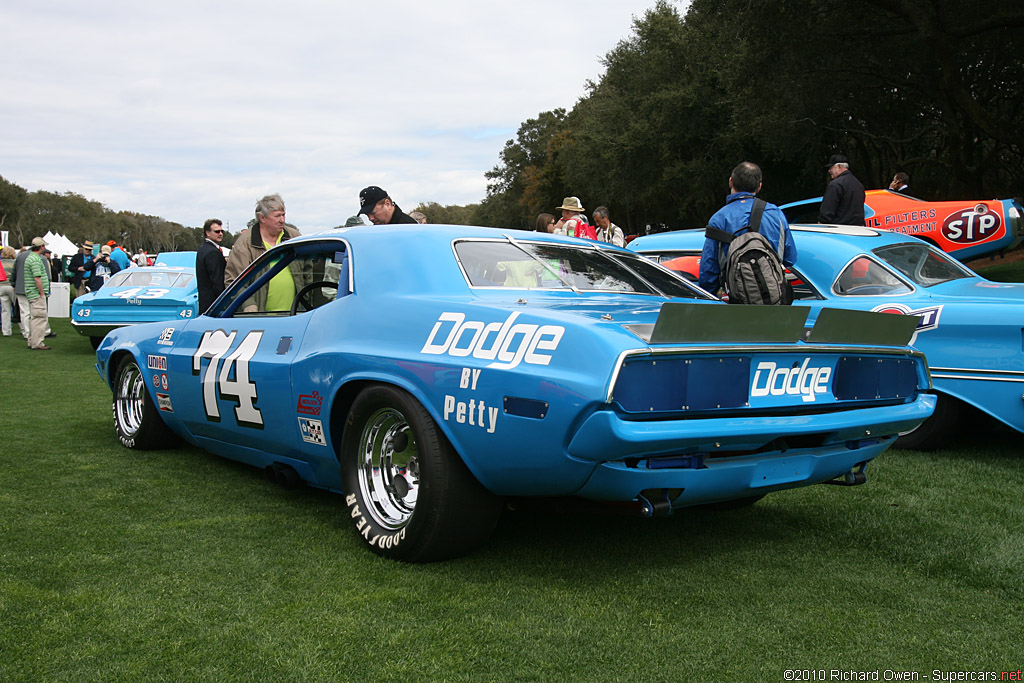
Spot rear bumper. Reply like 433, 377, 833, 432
567, 394, 935, 505
575, 437, 890, 506
568, 395, 935, 462
71, 321, 126, 338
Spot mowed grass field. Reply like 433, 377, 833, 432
2, 257, 1023, 681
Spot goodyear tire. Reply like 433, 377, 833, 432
894, 393, 960, 451
340, 385, 502, 562
112, 356, 176, 449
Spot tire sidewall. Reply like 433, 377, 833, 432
112, 355, 167, 450
340, 385, 437, 560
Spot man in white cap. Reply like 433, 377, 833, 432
554, 197, 597, 239
23, 237, 52, 350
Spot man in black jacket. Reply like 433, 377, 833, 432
196, 218, 227, 313
68, 241, 94, 297
819, 154, 866, 226
358, 186, 418, 225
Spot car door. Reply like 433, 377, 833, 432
162, 238, 345, 459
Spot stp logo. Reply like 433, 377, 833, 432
941, 206, 1001, 244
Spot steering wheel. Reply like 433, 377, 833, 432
290, 280, 336, 315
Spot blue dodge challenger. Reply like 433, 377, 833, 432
96, 225, 934, 561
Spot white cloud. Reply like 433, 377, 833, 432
0, 0, 678, 232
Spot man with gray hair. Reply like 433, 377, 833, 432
224, 194, 310, 312
592, 206, 625, 247
225, 194, 299, 287
819, 154, 866, 226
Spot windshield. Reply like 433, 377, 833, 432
872, 243, 972, 287
106, 270, 195, 288
455, 240, 707, 298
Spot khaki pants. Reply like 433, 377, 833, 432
17, 293, 51, 339
0, 283, 14, 335
28, 296, 49, 348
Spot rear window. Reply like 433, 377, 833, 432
455, 240, 707, 298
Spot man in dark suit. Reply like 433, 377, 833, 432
196, 218, 227, 313
889, 172, 912, 197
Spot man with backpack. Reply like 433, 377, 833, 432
700, 161, 797, 304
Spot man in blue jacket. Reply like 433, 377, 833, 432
699, 161, 797, 296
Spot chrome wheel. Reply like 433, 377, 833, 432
356, 407, 420, 530
115, 360, 147, 438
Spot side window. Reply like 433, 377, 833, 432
834, 257, 912, 296
785, 267, 824, 301
783, 201, 823, 225
212, 242, 348, 317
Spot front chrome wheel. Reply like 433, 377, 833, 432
115, 360, 148, 438
112, 356, 176, 450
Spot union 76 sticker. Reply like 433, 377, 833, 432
870, 304, 942, 344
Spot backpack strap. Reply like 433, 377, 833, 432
776, 213, 787, 261
745, 198, 787, 261
704, 226, 735, 243
746, 198, 766, 233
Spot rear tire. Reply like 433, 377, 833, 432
894, 393, 961, 451
112, 356, 177, 449
340, 384, 502, 562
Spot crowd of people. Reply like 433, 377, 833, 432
0, 162, 903, 345
0, 236, 140, 349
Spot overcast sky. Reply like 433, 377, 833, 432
1, 0, 675, 232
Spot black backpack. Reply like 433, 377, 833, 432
705, 198, 793, 305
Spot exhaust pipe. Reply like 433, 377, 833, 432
265, 462, 301, 489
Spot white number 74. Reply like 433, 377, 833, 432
192, 329, 264, 428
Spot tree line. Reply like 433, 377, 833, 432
473, 0, 1024, 233
0, 176, 236, 253
3, 1, 1022, 241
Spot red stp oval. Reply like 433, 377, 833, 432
941, 207, 1002, 244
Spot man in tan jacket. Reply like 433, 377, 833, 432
224, 194, 309, 312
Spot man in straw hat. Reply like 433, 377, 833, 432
554, 196, 597, 240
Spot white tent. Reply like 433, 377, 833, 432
42, 231, 79, 257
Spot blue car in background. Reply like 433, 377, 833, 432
72, 252, 199, 348
95, 225, 933, 561
630, 225, 1024, 450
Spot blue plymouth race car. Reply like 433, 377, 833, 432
630, 225, 1024, 450
72, 252, 199, 348
95, 225, 934, 561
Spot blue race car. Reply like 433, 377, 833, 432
72, 252, 199, 348
630, 224, 1024, 450
96, 225, 934, 561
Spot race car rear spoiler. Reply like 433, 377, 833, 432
635, 303, 918, 347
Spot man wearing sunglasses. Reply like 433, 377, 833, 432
197, 218, 227, 313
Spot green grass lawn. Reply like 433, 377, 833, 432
2, 270, 1023, 681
